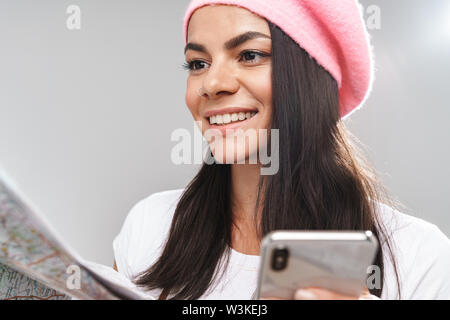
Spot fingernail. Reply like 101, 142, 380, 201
294, 289, 318, 300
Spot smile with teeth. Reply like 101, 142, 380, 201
209, 111, 257, 125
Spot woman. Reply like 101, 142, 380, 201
113, 0, 450, 300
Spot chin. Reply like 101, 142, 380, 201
210, 143, 258, 165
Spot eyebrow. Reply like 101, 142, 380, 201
184, 31, 271, 54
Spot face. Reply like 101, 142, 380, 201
184, 5, 272, 164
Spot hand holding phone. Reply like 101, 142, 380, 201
256, 230, 379, 300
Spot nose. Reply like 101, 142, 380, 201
200, 58, 239, 99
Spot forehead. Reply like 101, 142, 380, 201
187, 5, 270, 43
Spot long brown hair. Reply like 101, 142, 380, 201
134, 20, 401, 299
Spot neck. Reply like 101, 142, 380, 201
230, 164, 263, 254
230, 164, 262, 224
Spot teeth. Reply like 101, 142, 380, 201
209, 111, 257, 125
223, 114, 231, 124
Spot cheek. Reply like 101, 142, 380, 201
259, 70, 273, 103
185, 79, 201, 118
247, 69, 273, 126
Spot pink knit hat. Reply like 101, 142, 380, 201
183, 0, 374, 119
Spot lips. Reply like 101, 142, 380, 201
206, 112, 259, 136
202, 106, 260, 135
203, 107, 258, 118
209, 111, 257, 125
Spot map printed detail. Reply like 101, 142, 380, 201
0, 169, 154, 300
0, 263, 68, 300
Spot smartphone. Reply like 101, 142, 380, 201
255, 230, 378, 299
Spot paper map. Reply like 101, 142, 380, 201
0, 168, 154, 300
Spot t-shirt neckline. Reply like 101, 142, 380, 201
228, 246, 261, 268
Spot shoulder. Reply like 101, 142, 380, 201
133, 189, 185, 220
376, 202, 450, 299
376, 202, 449, 251
112, 189, 184, 279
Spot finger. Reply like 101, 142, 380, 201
294, 288, 358, 300
259, 296, 284, 300
358, 290, 380, 300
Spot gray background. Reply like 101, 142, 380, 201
0, 0, 449, 265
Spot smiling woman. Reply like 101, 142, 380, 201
112, 0, 450, 300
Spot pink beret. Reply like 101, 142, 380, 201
183, 0, 374, 119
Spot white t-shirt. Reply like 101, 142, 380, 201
113, 189, 450, 300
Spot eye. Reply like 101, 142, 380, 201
182, 60, 209, 72
239, 50, 271, 63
